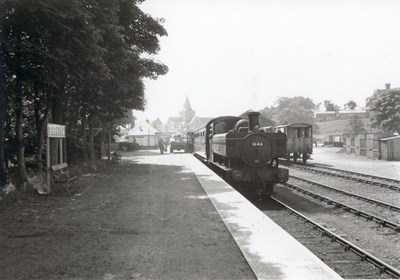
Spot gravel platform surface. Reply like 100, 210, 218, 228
0, 150, 255, 280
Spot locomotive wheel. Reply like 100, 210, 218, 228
256, 181, 273, 197
293, 153, 298, 163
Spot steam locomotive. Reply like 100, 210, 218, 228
193, 111, 289, 196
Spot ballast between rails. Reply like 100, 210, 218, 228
288, 163, 400, 191
290, 175, 400, 212
316, 164, 400, 185
270, 196, 400, 279
282, 182, 400, 231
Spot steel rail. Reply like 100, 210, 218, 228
282, 182, 400, 231
290, 175, 400, 212
286, 163, 400, 191
270, 196, 400, 279
312, 164, 400, 185
193, 152, 207, 163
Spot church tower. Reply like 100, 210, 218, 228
179, 96, 195, 124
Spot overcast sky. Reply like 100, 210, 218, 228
135, 0, 400, 123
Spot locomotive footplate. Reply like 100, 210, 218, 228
257, 167, 289, 183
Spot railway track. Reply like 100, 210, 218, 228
262, 197, 400, 279
283, 162, 400, 191
193, 153, 400, 278
283, 180, 400, 231
196, 153, 400, 229
290, 175, 400, 213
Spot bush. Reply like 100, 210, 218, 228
27, 174, 48, 195
2, 182, 16, 195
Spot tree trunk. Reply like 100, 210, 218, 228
80, 108, 88, 161
34, 93, 50, 174
88, 119, 95, 164
0, 69, 6, 188
15, 77, 28, 189
50, 91, 63, 166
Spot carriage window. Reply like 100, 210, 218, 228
304, 128, 309, 137
290, 128, 296, 137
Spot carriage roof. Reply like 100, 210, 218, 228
274, 123, 312, 129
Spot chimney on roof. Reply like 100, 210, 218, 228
385, 83, 391, 90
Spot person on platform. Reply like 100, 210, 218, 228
158, 137, 166, 154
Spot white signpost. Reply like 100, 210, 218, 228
46, 124, 66, 191
47, 124, 66, 138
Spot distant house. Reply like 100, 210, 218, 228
127, 121, 160, 148
314, 111, 337, 122
336, 110, 367, 120
315, 110, 367, 122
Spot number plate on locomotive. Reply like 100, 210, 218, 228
251, 142, 264, 147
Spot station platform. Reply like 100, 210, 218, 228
128, 150, 343, 280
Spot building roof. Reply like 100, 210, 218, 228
337, 110, 366, 114
127, 121, 159, 136
380, 135, 400, 141
315, 111, 336, 115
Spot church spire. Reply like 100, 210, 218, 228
183, 96, 192, 110
179, 96, 195, 124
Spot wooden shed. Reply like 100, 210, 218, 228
343, 133, 391, 159
379, 135, 400, 161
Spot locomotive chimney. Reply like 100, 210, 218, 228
247, 111, 260, 132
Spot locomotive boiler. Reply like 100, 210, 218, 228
194, 111, 289, 196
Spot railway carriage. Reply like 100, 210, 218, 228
193, 111, 289, 196
273, 123, 313, 163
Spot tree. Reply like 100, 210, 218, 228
345, 100, 357, 110
369, 88, 400, 133
347, 114, 366, 134
324, 100, 339, 112
261, 96, 315, 125
0, 0, 168, 190
121, 110, 136, 128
